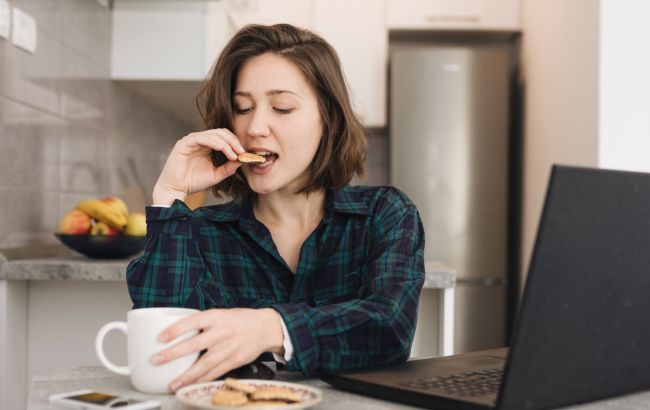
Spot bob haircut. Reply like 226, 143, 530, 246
196, 23, 367, 201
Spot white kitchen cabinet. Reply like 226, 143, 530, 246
111, 0, 388, 126
312, 0, 387, 127
111, 0, 228, 80
225, 0, 311, 29
387, 0, 520, 31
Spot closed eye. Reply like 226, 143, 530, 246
235, 107, 253, 115
274, 107, 294, 114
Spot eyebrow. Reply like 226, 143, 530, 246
234, 89, 302, 98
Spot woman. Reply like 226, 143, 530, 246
127, 23, 425, 392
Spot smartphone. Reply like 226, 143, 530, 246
49, 390, 161, 409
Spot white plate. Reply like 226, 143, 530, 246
176, 379, 323, 410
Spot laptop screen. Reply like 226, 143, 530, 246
498, 165, 650, 409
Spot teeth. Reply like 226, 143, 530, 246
253, 151, 273, 156
257, 161, 274, 168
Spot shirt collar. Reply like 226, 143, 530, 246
200, 186, 372, 223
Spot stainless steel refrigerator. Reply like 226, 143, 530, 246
390, 42, 517, 354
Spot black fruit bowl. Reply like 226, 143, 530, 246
54, 234, 145, 259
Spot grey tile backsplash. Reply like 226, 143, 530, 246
0, 0, 389, 248
0, 0, 189, 248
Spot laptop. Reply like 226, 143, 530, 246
320, 165, 650, 409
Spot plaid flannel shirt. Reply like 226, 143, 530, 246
126, 185, 425, 376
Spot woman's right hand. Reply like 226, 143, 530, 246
152, 129, 245, 206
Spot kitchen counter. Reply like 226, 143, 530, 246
28, 365, 650, 410
0, 247, 456, 288
0, 246, 456, 410
29, 365, 423, 410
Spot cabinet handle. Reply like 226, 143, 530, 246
426, 15, 480, 24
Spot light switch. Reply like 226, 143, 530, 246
0, 0, 10, 39
12, 7, 37, 53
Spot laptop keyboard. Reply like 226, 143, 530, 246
400, 368, 503, 398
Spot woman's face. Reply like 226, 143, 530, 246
232, 52, 323, 196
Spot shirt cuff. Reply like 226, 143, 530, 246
151, 205, 171, 207
270, 303, 318, 374
271, 316, 294, 364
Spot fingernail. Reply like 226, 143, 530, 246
158, 333, 170, 343
170, 381, 183, 391
151, 355, 164, 365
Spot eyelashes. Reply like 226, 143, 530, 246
234, 107, 295, 115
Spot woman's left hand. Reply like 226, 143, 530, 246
151, 308, 285, 392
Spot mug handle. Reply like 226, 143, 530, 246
95, 321, 130, 375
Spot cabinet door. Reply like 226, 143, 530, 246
387, 0, 520, 31
226, 0, 312, 29
203, 1, 230, 76
313, 0, 387, 127
112, 0, 205, 80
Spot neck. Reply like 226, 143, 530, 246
254, 189, 326, 229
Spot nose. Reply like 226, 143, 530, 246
246, 107, 271, 139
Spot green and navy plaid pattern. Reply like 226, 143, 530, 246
127, 185, 425, 376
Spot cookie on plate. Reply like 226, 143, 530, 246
250, 386, 302, 403
224, 377, 257, 394
211, 389, 249, 406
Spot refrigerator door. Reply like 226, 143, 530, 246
390, 45, 511, 352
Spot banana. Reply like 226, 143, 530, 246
76, 199, 128, 230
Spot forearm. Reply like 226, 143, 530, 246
272, 279, 423, 375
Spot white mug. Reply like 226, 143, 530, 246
95, 307, 199, 394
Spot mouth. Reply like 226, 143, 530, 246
250, 150, 279, 168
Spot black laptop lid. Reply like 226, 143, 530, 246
498, 165, 650, 410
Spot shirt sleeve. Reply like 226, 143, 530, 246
270, 190, 426, 376
271, 317, 295, 364
126, 200, 212, 309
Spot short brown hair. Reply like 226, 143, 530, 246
196, 23, 367, 201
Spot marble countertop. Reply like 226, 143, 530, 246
0, 246, 455, 288
29, 365, 650, 410
29, 366, 423, 410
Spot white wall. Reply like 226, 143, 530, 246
599, 0, 650, 172
520, 0, 600, 283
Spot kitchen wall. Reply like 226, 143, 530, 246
520, 0, 599, 284
0, 0, 191, 249
520, 0, 650, 288
0, 0, 389, 248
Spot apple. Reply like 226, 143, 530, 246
58, 210, 92, 235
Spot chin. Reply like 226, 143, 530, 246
247, 180, 278, 195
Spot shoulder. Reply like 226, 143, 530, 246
198, 199, 244, 222
339, 185, 418, 219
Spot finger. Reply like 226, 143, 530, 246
170, 348, 233, 391
195, 358, 239, 384
211, 161, 242, 185
186, 133, 238, 161
158, 311, 215, 343
153, 329, 222, 365
209, 129, 245, 154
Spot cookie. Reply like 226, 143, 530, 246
237, 153, 265, 164
224, 377, 257, 394
250, 386, 302, 403
211, 389, 249, 406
